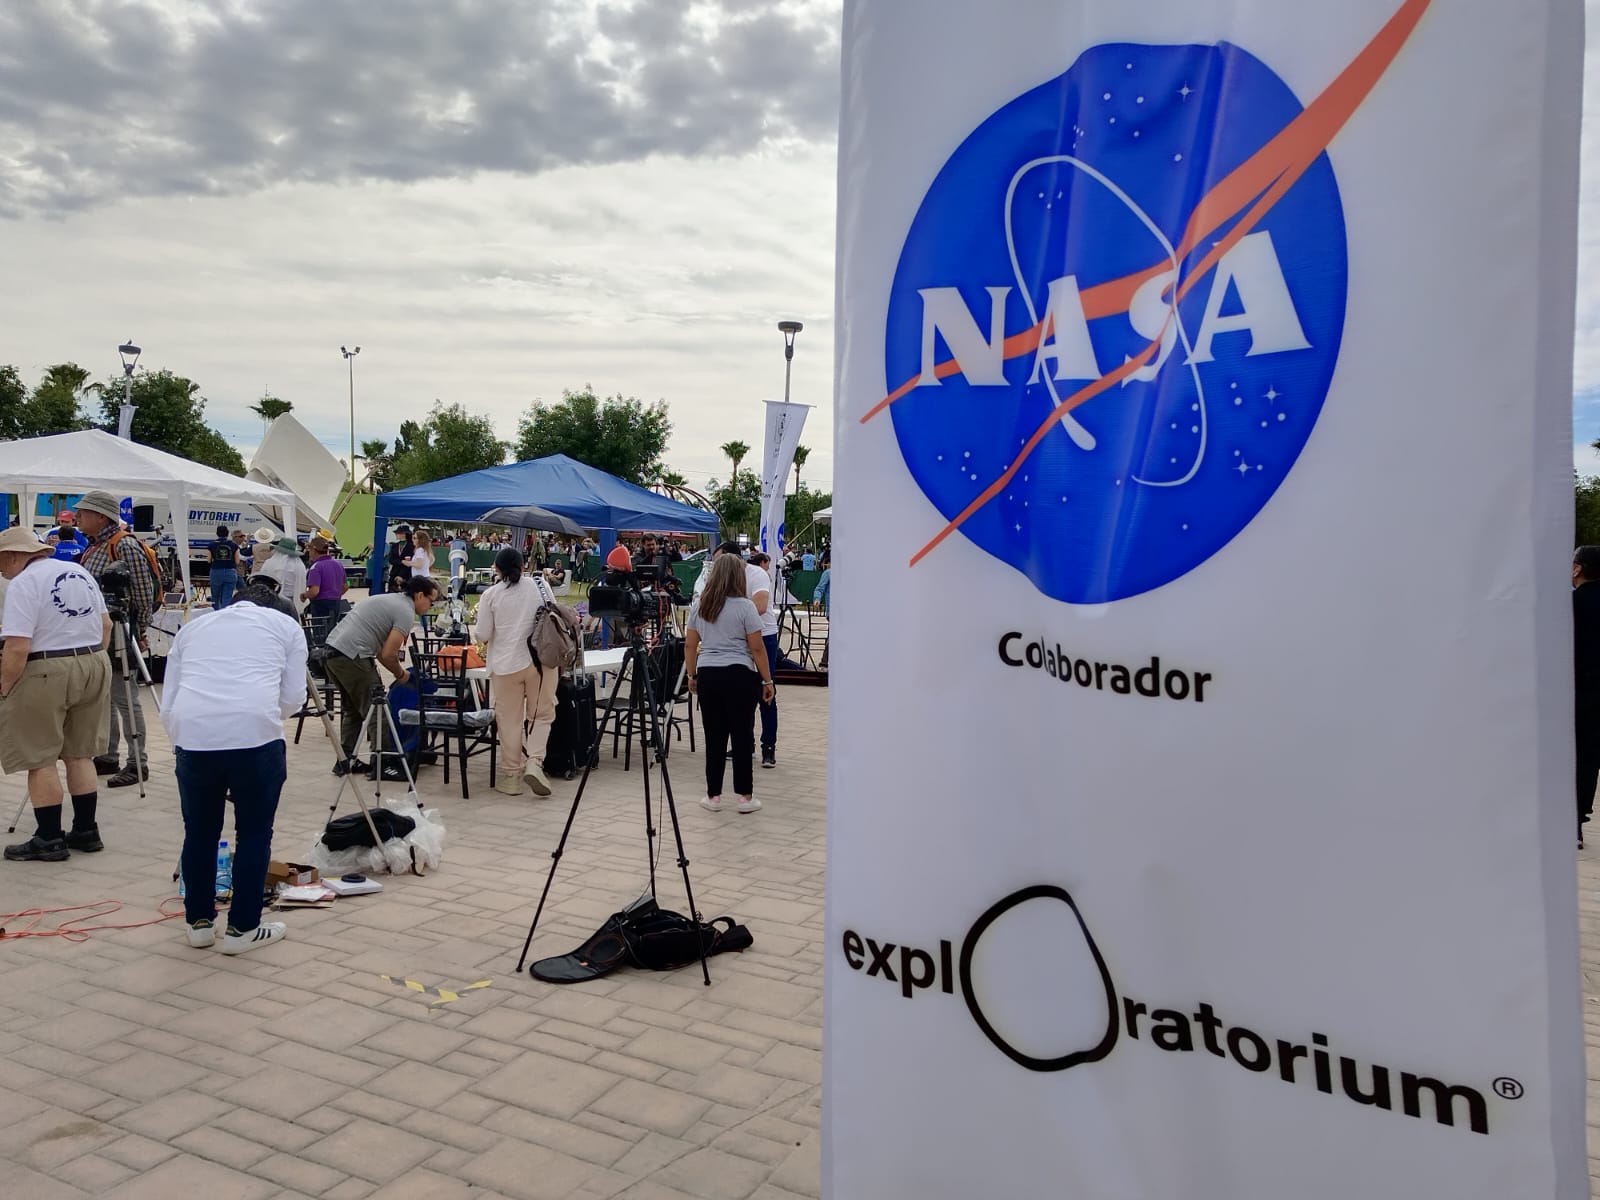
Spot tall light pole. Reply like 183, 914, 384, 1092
778, 320, 803, 404
116, 340, 141, 439
341, 345, 360, 489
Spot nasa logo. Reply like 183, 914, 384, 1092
877, 41, 1355, 603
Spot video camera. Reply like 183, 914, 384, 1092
97, 561, 133, 614
588, 554, 685, 623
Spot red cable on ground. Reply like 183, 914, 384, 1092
0, 897, 200, 942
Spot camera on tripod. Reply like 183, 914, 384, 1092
97, 561, 133, 616
588, 576, 658, 622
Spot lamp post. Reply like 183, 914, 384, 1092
341, 345, 360, 489
778, 320, 803, 405
116, 340, 141, 440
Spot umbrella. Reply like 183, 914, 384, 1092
477, 505, 587, 537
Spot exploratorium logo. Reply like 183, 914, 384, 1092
840, 885, 1521, 1136
864, 1, 1433, 603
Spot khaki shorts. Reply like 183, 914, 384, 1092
0, 652, 112, 773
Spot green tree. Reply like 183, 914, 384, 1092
791, 444, 810, 493
514, 387, 672, 484
0, 364, 30, 439
1578, 474, 1600, 547
707, 469, 762, 540
721, 440, 750, 479
96, 369, 245, 475
658, 468, 688, 488
389, 401, 506, 489
785, 486, 831, 544
249, 394, 294, 428
0, 363, 94, 439
360, 438, 394, 491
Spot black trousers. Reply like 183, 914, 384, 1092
1579, 739, 1599, 825
698, 665, 760, 798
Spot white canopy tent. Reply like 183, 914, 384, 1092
0, 429, 297, 598
813, 506, 832, 523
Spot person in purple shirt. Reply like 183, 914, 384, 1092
301, 536, 346, 622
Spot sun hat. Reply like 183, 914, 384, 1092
75, 490, 123, 521
274, 536, 299, 554
0, 527, 54, 558
253, 527, 278, 545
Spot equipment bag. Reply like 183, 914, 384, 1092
544, 673, 598, 779
320, 809, 416, 850
530, 895, 754, 983
106, 529, 162, 595
528, 599, 582, 672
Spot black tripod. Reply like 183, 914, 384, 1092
515, 628, 711, 985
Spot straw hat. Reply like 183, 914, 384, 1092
253, 527, 278, 546
0, 527, 53, 559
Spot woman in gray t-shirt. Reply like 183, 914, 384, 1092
686, 554, 775, 814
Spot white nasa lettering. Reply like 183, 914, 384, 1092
1027, 275, 1102, 385
1186, 231, 1311, 364
914, 230, 1309, 388
918, 286, 1011, 386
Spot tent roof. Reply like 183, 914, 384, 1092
0, 429, 296, 507
375, 454, 720, 534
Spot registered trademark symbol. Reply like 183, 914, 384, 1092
1492, 1077, 1524, 1100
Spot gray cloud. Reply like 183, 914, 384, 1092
0, 0, 841, 217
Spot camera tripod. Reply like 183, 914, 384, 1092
305, 670, 420, 856
515, 628, 711, 985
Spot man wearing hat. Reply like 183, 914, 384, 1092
386, 525, 415, 593
256, 535, 307, 617
0, 527, 112, 861
75, 490, 159, 789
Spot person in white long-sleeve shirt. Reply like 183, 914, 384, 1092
159, 582, 306, 956
475, 547, 557, 798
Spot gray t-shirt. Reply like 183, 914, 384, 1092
326, 593, 416, 659
688, 595, 762, 671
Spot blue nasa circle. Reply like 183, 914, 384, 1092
885, 42, 1346, 603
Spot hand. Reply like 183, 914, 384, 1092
687, 677, 698, 694
761, 680, 775, 698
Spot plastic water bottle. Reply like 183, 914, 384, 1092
215, 840, 233, 901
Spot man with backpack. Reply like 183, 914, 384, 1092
75, 490, 160, 789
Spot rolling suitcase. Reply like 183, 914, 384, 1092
545, 673, 598, 779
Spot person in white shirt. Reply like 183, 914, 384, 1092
475, 547, 558, 798
410, 531, 436, 582
744, 551, 779, 768
256, 537, 309, 616
0, 527, 112, 863
159, 581, 306, 955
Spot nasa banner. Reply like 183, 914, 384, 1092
758, 399, 809, 558
826, 0, 1584, 1196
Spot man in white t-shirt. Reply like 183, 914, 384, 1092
745, 551, 780, 768
0, 527, 113, 862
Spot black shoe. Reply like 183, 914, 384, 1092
4, 835, 69, 862
761, 746, 776, 769
107, 764, 147, 788
65, 827, 103, 853
332, 758, 370, 777
93, 755, 119, 776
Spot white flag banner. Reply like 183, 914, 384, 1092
827, 1, 1584, 1197
758, 399, 809, 560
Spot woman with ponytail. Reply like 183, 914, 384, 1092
474, 547, 558, 797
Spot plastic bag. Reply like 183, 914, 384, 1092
306, 792, 447, 876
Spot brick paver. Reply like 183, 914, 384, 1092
0, 674, 827, 1199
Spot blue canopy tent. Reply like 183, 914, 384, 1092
370, 454, 720, 588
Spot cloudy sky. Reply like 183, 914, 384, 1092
1, 0, 1598, 494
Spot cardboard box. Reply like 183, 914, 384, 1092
266, 861, 320, 889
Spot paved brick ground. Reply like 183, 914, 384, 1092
0, 676, 826, 1200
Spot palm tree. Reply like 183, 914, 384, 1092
792, 444, 810, 493
721, 440, 750, 479
658, 468, 688, 488
249, 393, 294, 431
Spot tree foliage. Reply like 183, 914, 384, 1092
96, 369, 245, 475
388, 401, 506, 490
791, 444, 810, 493
250, 394, 294, 425
360, 438, 394, 491
707, 469, 762, 539
0, 362, 94, 440
514, 387, 672, 485
1578, 474, 1600, 547
785, 485, 831, 546
720, 440, 750, 478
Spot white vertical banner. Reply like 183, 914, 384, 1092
116, 404, 136, 440
758, 399, 809, 559
826, 1, 1585, 1198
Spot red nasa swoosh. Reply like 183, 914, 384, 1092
858, 0, 1434, 567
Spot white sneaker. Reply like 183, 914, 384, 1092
187, 920, 216, 948
494, 776, 525, 796
524, 760, 552, 797
737, 796, 762, 814
700, 796, 724, 812
220, 922, 287, 956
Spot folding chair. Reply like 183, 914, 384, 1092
400, 650, 497, 798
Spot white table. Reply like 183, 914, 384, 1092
466, 647, 628, 690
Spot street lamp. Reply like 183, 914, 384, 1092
116, 340, 141, 440
777, 320, 803, 404
341, 345, 361, 488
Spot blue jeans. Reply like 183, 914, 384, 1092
177, 741, 286, 931
815, 568, 830, 616
209, 567, 237, 608
760, 633, 779, 749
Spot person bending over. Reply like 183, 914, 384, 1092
321, 578, 438, 775
159, 582, 305, 954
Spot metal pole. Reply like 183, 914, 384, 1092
347, 355, 355, 490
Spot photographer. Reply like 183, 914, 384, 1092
322, 577, 439, 774
75, 490, 158, 788
0, 527, 112, 862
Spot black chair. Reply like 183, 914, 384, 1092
294, 612, 342, 744
401, 650, 497, 799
